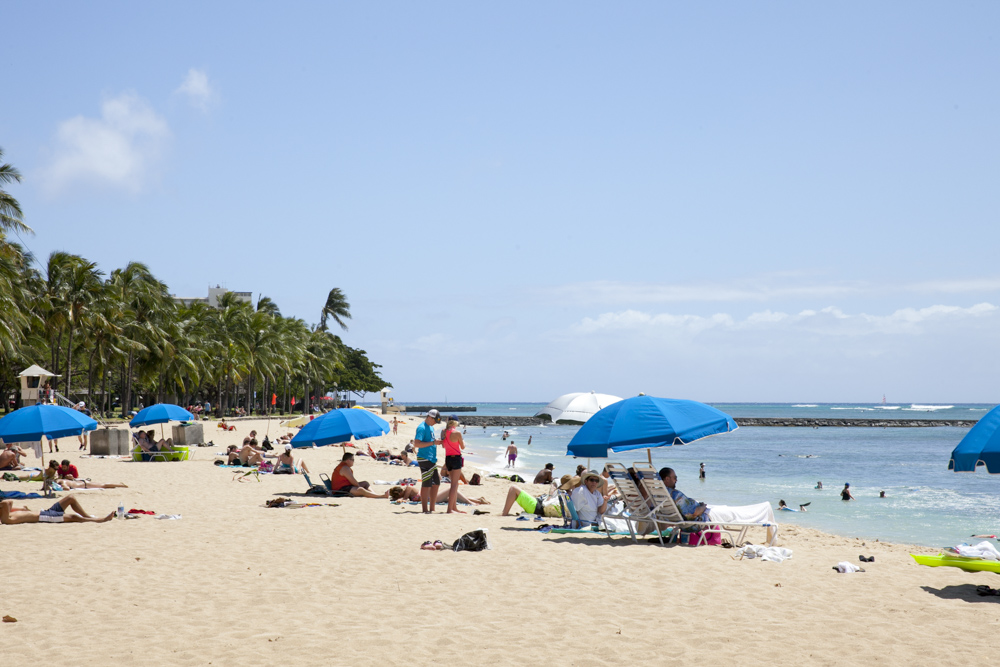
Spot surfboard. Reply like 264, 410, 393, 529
911, 553, 1000, 574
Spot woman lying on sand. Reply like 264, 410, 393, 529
0, 497, 115, 524
388, 485, 490, 506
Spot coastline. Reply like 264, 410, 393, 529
3, 415, 996, 665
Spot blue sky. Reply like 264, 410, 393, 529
3, 3, 1000, 403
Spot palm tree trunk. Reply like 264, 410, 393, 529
64, 325, 75, 397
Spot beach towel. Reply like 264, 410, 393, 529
734, 544, 793, 563
0, 490, 44, 500
953, 541, 1000, 560
706, 502, 777, 526
834, 561, 863, 573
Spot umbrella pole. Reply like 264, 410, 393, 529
647, 448, 652, 466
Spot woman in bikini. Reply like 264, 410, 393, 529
274, 445, 310, 474
442, 419, 468, 514
388, 485, 489, 506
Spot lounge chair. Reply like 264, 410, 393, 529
603, 463, 659, 544
632, 462, 777, 546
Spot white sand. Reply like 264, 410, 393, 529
2, 413, 996, 665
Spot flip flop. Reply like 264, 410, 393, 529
516, 516, 530, 521
473, 509, 490, 515
859, 555, 875, 563
420, 541, 436, 551
433, 540, 445, 551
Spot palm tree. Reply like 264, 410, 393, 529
62, 258, 104, 396
319, 288, 351, 331
0, 148, 31, 236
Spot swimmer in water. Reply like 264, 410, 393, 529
815, 481, 823, 489
777, 500, 810, 512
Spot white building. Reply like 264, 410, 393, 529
174, 285, 252, 308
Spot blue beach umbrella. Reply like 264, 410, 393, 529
290, 408, 390, 448
567, 395, 738, 460
949, 404, 1000, 474
129, 404, 194, 428
0, 404, 98, 443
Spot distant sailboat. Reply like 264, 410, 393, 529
882, 394, 887, 405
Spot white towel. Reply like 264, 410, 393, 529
31, 442, 43, 459
955, 541, 1000, 561
835, 561, 862, 573
735, 544, 793, 563
706, 502, 777, 525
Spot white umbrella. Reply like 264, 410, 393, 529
535, 391, 623, 425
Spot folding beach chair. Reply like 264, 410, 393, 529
631, 463, 727, 546
632, 463, 776, 547
556, 490, 604, 532
603, 463, 658, 544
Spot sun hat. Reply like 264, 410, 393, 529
580, 470, 601, 484
558, 475, 581, 491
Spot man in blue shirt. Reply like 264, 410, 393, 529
415, 409, 442, 513
658, 467, 708, 521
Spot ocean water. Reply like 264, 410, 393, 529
451, 415, 999, 549
397, 401, 994, 420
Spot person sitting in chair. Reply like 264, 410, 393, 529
571, 470, 608, 525
329, 452, 388, 498
659, 467, 709, 522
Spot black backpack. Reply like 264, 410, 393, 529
261, 436, 273, 451
451, 529, 490, 553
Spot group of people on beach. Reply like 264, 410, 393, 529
410, 409, 470, 513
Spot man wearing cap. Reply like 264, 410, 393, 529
533, 463, 555, 485
415, 410, 443, 513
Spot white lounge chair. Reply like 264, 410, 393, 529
632, 463, 777, 547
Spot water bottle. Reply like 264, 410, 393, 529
117, 500, 125, 520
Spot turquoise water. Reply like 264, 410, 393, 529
453, 418, 999, 549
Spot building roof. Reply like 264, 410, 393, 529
18, 364, 60, 377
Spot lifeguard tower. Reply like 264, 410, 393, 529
18, 365, 59, 407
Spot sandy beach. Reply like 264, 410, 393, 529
2, 413, 997, 666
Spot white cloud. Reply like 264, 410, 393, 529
41, 92, 169, 193
175, 68, 214, 111
539, 277, 1000, 306
570, 302, 997, 337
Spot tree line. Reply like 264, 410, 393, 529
0, 147, 390, 417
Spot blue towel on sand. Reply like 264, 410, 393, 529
1, 489, 44, 499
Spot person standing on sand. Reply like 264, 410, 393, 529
391, 417, 399, 435
415, 410, 443, 513
442, 418, 467, 514
505, 441, 517, 468
841, 483, 854, 501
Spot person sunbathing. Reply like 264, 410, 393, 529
329, 452, 388, 498
777, 500, 809, 512
500, 476, 571, 518
55, 478, 129, 490
0, 444, 26, 470
388, 485, 490, 506
239, 440, 265, 467
0, 496, 115, 524
274, 445, 309, 474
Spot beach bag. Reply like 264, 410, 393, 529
305, 484, 328, 496
469, 473, 482, 486
452, 529, 490, 553
509, 474, 525, 483
2, 472, 17, 482
261, 436, 273, 451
